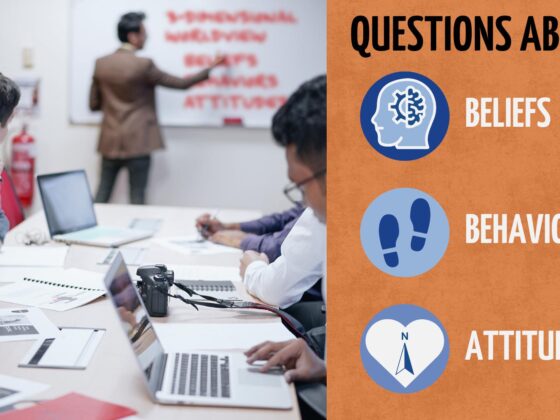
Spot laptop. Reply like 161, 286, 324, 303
37, 170, 153, 247
103, 253, 292, 409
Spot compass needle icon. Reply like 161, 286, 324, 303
396, 333, 414, 375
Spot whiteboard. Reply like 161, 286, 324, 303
69, 0, 326, 128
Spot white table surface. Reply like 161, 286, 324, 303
0, 204, 300, 419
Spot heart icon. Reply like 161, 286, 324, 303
365, 319, 444, 388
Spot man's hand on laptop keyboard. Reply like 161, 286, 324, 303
245, 338, 326, 384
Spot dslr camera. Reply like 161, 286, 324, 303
136, 264, 174, 317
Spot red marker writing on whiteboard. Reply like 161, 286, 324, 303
223, 117, 243, 126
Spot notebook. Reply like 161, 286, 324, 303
170, 265, 243, 301
175, 280, 240, 301
0, 269, 104, 311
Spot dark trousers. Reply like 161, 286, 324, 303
95, 156, 151, 205
284, 301, 326, 332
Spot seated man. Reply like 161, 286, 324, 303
245, 75, 327, 418
0, 74, 21, 245
195, 204, 304, 262
239, 75, 326, 312
240, 207, 325, 309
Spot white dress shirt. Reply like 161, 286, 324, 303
243, 208, 325, 308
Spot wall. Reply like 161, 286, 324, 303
0, 0, 292, 215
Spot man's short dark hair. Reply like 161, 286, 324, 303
118, 12, 146, 43
272, 75, 326, 172
0, 73, 20, 128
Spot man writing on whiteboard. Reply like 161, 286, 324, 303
90, 11, 224, 204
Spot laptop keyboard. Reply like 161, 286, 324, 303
171, 353, 231, 398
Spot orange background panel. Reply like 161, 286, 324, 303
328, 1, 560, 418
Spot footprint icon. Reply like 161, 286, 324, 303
361, 188, 449, 277
410, 198, 430, 251
379, 214, 399, 267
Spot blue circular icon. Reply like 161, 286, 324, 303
360, 71, 449, 161
360, 304, 449, 394
360, 188, 449, 277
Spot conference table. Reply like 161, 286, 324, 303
0, 204, 301, 419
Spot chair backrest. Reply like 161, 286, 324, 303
0, 169, 25, 229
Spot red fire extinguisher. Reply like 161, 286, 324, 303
11, 124, 35, 208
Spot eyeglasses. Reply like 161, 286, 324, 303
283, 169, 326, 204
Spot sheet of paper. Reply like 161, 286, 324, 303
20, 328, 105, 369
0, 246, 68, 267
0, 267, 63, 284
0, 268, 105, 312
0, 375, 49, 409
0, 307, 60, 343
97, 247, 147, 266
154, 235, 241, 256
129, 218, 162, 233
154, 320, 295, 351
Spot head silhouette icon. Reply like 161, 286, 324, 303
371, 78, 436, 150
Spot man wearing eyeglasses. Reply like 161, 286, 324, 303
239, 76, 326, 311
243, 75, 327, 418
239, 155, 326, 311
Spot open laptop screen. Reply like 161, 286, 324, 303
104, 253, 166, 397
37, 170, 98, 236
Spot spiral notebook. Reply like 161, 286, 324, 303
0, 268, 105, 312
175, 280, 241, 301
170, 265, 243, 301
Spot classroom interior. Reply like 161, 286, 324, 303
1, 0, 301, 214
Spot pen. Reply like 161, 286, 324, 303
200, 210, 220, 238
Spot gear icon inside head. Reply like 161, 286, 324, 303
371, 78, 436, 150
390, 87, 426, 128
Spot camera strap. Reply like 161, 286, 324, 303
165, 282, 307, 340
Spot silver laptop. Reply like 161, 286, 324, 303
37, 170, 152, 247
103, 253, 292, 409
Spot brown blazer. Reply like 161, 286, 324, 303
89, 48, 210, 159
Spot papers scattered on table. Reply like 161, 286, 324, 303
155, 320, 295, 352
0, 246, 68, 267
97, 247, 147, 266
0, 308, 60, 343
154, 235, 241, 256
0, 268, 105, 311
0, 375, 49, 409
